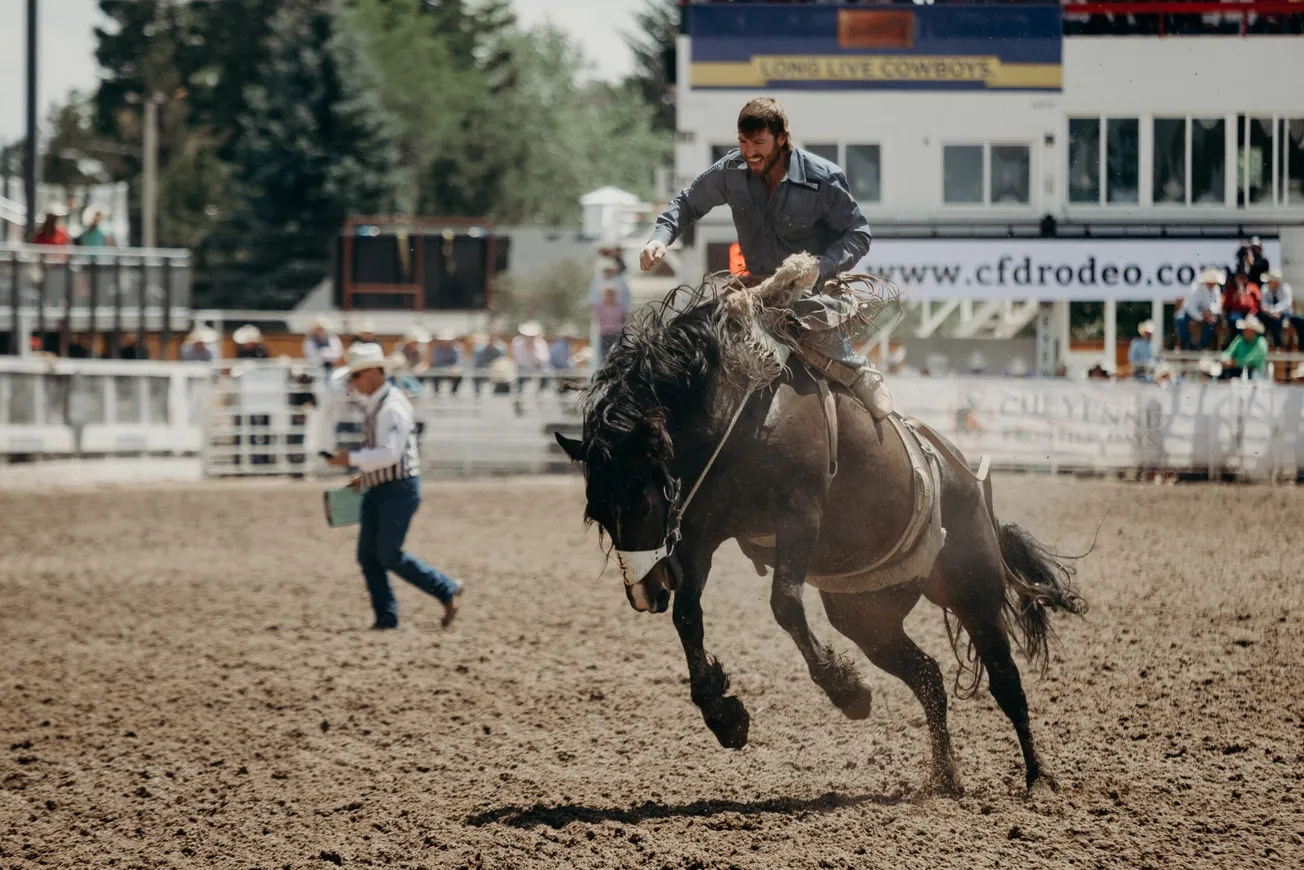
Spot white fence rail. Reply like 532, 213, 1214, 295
6, 356, 1304, 484
0, 357, 210, 458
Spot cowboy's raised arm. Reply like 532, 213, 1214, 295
644, 163, 729, 269
817, 170, 872, 281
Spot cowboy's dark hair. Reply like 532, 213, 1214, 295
737, 97, 789, 140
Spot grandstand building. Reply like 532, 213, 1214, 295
664, 1, 1303, 374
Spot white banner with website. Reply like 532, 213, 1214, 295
850, 238, 1282, 301
892, 376, 1293, 478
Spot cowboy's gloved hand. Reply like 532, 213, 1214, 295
640, 240, 666, 272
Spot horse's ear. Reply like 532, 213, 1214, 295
555, 431, 584, 463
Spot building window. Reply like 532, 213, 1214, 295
1067, 117, 1100, 203
710, 144, 734, 165
804, 143, 839, 165
990, 145, 1030, 204
1191, 118, 1226, 205
1238, 115, 1275, 206
845, 144, 881, 203
1152, 118, 1186, 204
1281, 119, 1304, 205
943, 145, 984, 204
1069, 116, 1138, 205
1106, 118, 1139, 203
943, 144, 1029, 206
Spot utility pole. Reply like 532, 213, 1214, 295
24, 0, 38, 240
142, 95, 159, 249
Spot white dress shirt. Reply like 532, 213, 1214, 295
349, 384, 419, 479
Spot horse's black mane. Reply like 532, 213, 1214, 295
581, 280, 746, 470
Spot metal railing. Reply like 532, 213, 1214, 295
1, 243, 192, 356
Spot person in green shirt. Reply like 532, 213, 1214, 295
76, 207, 112, 247
1219, 315, 1268, 380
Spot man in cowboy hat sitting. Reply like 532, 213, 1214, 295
1128, 320, 1161, 381
1219, 315, 1268, 380
1175, 267, 1225, 350
326, 343, 464, 630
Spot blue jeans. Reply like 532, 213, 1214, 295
1175, 312, 1215, 350
357, 476, 459, 624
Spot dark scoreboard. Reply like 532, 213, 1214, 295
333, 216, 510, 311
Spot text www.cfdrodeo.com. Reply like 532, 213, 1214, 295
861, 257, 1219, 289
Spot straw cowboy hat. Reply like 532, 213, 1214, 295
1198, 267, 1226, 285
345, 342, 396, 374
1239, 315, 1265, 333
402, 326, 432, 344
1197, 355, 1223, 379
1264, 269, 1283, 283
1292, 362, 1304, 381
356, 319, 377, 335
517, 320, 543, 338
309, 315, 336, 332
1006, 357, 1030, 377
186, 325, 219, 345
233, 324, 263, 345
1138, 320, 1156, 336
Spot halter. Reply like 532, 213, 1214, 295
613, 382, 758, 587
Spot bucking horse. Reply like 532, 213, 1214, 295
555, 253, 1087, 795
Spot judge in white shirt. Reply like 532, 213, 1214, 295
302, 317, 344, 372
326, 343, 463, 630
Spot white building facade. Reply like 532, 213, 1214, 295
663, 2, 1304, 368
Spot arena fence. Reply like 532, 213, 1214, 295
5, 357, 1304, 483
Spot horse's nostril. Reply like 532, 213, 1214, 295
655, 589, 671, 612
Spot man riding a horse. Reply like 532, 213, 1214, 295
640, 97, 893, 421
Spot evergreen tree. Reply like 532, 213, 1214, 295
622, 0, 679, 132
216, 0, 404, 307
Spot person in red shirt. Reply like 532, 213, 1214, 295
1220, 269, 1261, 339
31, 210, 69, 246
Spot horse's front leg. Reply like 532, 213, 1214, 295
771, 505, 875, 720
671, 545, 750, 749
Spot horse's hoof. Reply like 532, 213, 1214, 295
1025, 769, 1059, 796
930, 770, 964, 799
837, 683, 874, 721
705, 696, 750, 749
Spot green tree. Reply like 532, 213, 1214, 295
492, 258, 591, 334
622, 0, 679, 132
214, 0, 404, 307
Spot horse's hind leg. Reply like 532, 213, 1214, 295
770, 503, 874, 720
821, 584, 962, 796
934, 535, 1054, 792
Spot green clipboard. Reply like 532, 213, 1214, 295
323, 484, 366, 527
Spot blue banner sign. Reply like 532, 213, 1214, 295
689, 4, 1062, 92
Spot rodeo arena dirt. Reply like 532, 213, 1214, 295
1, 474, 1302, 869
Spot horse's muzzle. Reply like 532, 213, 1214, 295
626, 562, 675, 614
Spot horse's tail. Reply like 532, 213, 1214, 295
996, 521, 1089, 675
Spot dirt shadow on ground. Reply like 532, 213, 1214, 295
465, 789, 909, 829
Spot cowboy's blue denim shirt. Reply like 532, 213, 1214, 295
650, 147, 872, 281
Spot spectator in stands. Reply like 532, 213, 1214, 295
76, 207, 112, 247
1259, 269, 1294, 348
233, 325, 269, 359
1129, 320, 1161, 380
430, 330, 465, 395
1175, 267, 1224, 350
589, 251, 632, 312
594, 285, 628, 363
966, 350, 988, 375
511, 321, 549, 395
1241, 236, 1270, 285
470, 331, 506, 396
31, 206, 69, 246
302, 317, 344, 373
350, 320, 378, 348
1221, 269, 1261, 336
181, 325, 219, 362
1219, 316, 1268, 380
392, 327, 431, 374
1004, 357, 1030, 379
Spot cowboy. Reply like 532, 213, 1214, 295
1128, 320, 1161, 380
639, 97, 890, 419
1219, 316, 1268, 380
326, 343, 463, 630
1175, 267, 1224, 350
302, 317, 344, 373
1259, 270, 1295, 348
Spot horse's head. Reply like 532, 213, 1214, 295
556, 424, 683, 614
